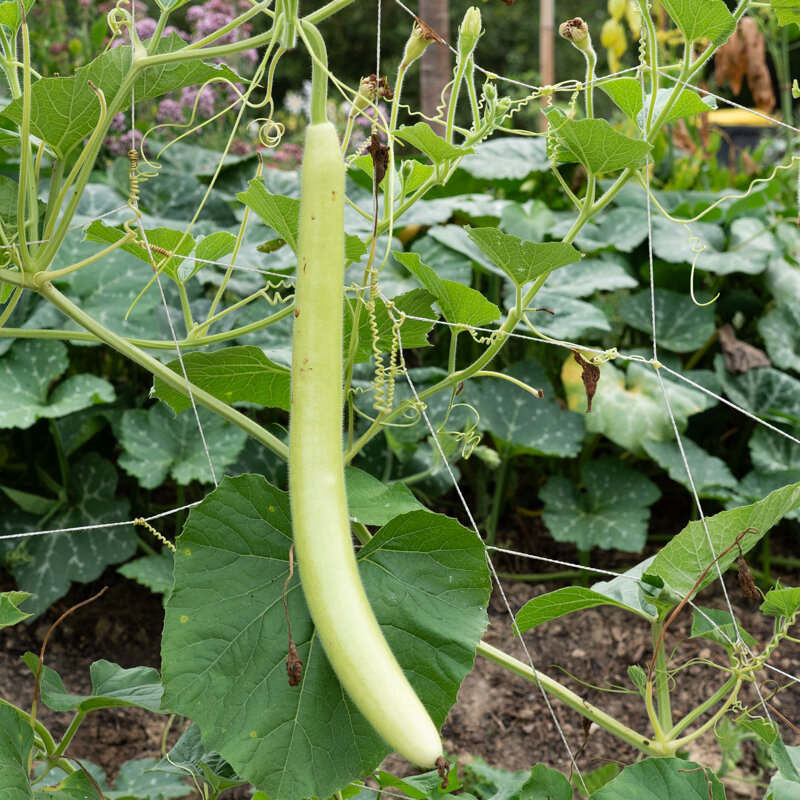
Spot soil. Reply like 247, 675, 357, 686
2, 522, 799, 800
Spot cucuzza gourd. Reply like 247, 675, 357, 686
288, 120, 444, 770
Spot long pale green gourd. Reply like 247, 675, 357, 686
288, 120, 444, 769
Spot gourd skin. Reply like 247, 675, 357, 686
289, 121, 443, 769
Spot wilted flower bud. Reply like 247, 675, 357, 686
457, 6, 483, 60
559, 17, 592, 51
401, 19, 440, 69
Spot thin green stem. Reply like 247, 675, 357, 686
477, 641, 667, 755
671, 679, 743, 750
668, 674, 738, 739
485, 452, 510, 546
299, 22, 328, 125
38, 284, 289, 461
651, 617, 673, 734
53, 711, 86, 756
17, 10, 34, 265
34, 235, 136, 285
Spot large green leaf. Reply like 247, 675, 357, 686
660, 0, 736, 44
119, 403, 247, 488
34, 770, 103, 800
690, 606, 757, 649
344, 467, 424, 526
646, 480, 800, 598
464, 226, 581, 288
591, 757, 724, 799
394, 251, 500, 327
468, 360, 585, 457
8, 454, 135, 617
618, 289, 716, 353
716, 358, 800, 423
598, 79, 716, 127
1, 35, 239, 158
642, 438, 736, 499
237, 181, 300, 254
519, 764, 572, 800
761, 587, 800, 620
0, 340, 115, 430
0, 0, 34, 33
546, 112, 652, 174
768, 745, 800, 799
543, 255, 638, 297
562, 358, 715, 455
540, 458, 660, 552
726, 470, 800, 522
771, 0, 800, 26
394, 122, 474, 165
104, 759, 191, 800
748, 425, 800, 474
758, 303, 800, 373
572, 206, 650, 253
161, 475, 490, 800
458, 137, 549, 179
0, 704, 33, 800
153, 346, 291, 414
85, 221, 195, 283
21, 655, 163, 713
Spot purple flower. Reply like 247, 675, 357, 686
104, 129, 146, 158
181, 85, 217, 118
157, 98, 185, 124
135, 18, 158, 40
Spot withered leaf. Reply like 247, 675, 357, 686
572, 350, 600, 413
718, 324, 770, 374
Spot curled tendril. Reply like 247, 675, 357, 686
106, 0, 133, 47
249, 117, 285, 148
683, 224, 720, 308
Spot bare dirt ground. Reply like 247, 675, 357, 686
2, 522, 798, 799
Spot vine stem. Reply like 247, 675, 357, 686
477, 641, 670, 756
37, 283, 289, 460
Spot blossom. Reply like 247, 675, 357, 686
157, 98, 185, 124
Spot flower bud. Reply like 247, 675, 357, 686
457, 6, 483, 60
559, 17, 592, 51
401, 19, 440, 69
608, 0, 627, 21
626, 0, 642, 39
349, 75, 377, 119
601, 18, 626, 57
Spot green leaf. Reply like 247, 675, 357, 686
35, 769, 104, 800
344, 289, 437, 363
153, 724, 245, 796
458, 136, 549, 179
0, 591, 31, 629
727, 470, 800, 522
642, 438, 736, 498
394, 251, 500, 327
525, 288, 611, 340
468, 360, 585, 458
1, 35, 239, 158
761, 586, 800, 619
545, 112, 652, 174
22, 655, 163, 713
161, 475, 490, 800
690, 606, 758, 649
85, 221, 195, 283
647, 480, 800, 599
598, 79, 716, 126
591, 757, 725, 799
0, 340, 115, 430
500, 201, 554, 243
516, 584, 654, 634
7, 454, 135, 617
153, 346, 291, 414
575, 764, 620, 798
345, 467, 424, 526
237, 181, 300, 254
518, 764, 571, 800
572, 207, 649, 253
660, 0, 736, 45
183, 231, 237, 282
758, 303, 800, 373
118, 553, 175, 597
0, 704, 34, 800
771, 0, 800, 27
562, 359, 715, 455
0, 486, 58, 515
716, 359, 800, 423
540, 458, 660, 552
544, 255, 638, 297
464, 226, 581, 288
749, 422, 800, 476
394, 122, 474, 165
105, 758, 191, 800
376, 767, 459, 799
460, 759, 530, 800
119, 404, 247, 488
618, 289, 716, 353
0, 0, 33, 33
